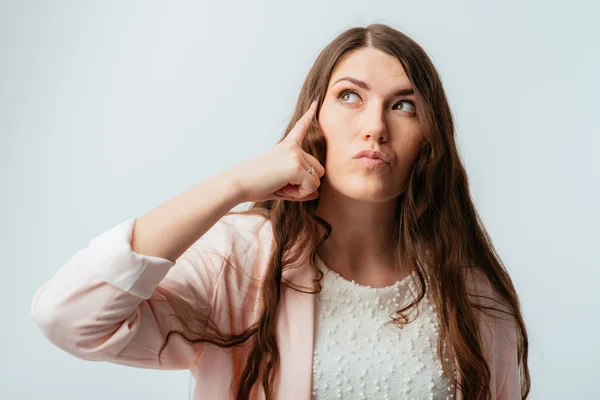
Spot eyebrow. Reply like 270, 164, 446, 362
331, 76, 415, 96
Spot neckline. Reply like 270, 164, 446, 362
315, 253, 417, 291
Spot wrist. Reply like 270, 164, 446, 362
219, 167, 248, 205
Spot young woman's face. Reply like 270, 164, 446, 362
317, 47, 424, 203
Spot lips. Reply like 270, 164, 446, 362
352, 149, 391, 164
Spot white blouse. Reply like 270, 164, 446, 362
312, 254, 457, 400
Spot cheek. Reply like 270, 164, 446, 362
318, 105, 348, 140
319, 116, 349, 167
397, 130, 424, 157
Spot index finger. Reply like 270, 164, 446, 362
285, 100, 318, 146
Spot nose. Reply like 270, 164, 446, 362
360, 102, 389, 143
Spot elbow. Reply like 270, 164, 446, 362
31, 282, 82, 354
31, 280, 143, 361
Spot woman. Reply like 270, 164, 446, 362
31, 24, 530, 399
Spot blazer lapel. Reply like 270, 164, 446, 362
274, 263, 317, 399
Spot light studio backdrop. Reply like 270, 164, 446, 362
1, 1, 598, 399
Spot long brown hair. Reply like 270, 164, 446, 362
159, 24, 530, 399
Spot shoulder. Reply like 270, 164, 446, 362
464, 267, 513, 317
186, 211, 274, 286
189, 212, 272, 255
463, 266, 519, 342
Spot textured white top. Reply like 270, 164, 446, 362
312, 254, 457, 400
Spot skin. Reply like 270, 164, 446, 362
314, 47, 425, 288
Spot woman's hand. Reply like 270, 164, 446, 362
230, 101, 325, 203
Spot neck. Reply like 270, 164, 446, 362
314, 187, 401, 276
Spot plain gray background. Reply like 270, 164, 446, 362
2, 1, 598, 399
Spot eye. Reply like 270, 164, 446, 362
393, 99, 417, 114
337, 89, 361, 104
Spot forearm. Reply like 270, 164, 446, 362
131, 168, 246, 262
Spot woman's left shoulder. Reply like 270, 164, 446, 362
463, 267, 517, 322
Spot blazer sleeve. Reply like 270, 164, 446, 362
493, 312, 522, 399
31, 216, 234, 370
470, 269, 523, 400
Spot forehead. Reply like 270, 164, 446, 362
329, 47, 411, 88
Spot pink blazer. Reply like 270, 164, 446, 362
31, 213, 522, 399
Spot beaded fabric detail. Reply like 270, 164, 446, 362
311, 254, 457, 400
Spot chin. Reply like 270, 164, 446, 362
339, 183, 402, 203
353, 191, 399, 203
323, 174, 406, 202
